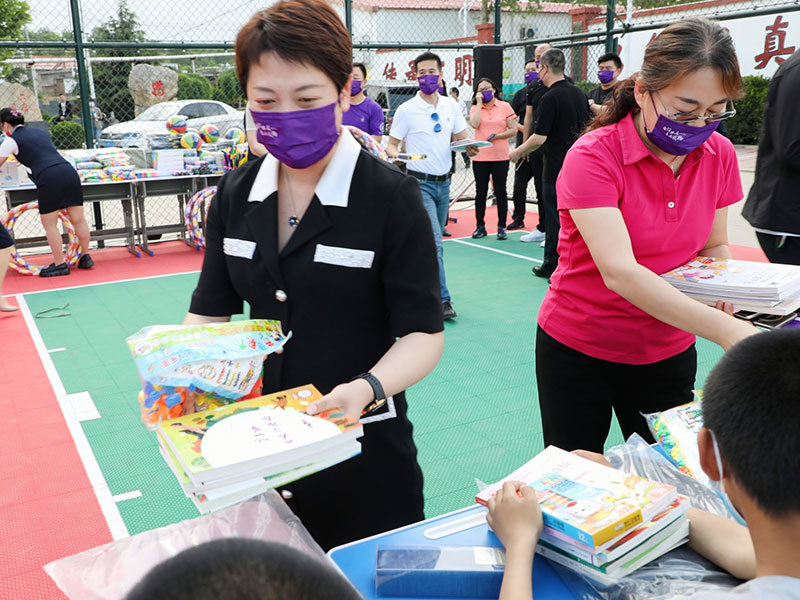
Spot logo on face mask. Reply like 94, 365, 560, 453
257, 124, 279, 139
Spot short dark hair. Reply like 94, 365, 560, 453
703, 330, 800, 516
414, 51, 442, 72
0, 108, 24, 126
540, 48, 565, 75
524, 58, 537, 68
449, 87, 459, 96
598, 52, 622, 69
124, 539, 362, 600
353, 62, 367, 79
235, 0, 352, 94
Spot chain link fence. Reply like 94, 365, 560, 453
2, 0, 800, 247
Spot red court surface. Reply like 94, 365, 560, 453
0, 206, 767, 598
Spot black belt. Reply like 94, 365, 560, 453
408, 170, 450, 183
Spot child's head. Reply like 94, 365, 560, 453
699, 330, 800, 518
124, 538, 361, 600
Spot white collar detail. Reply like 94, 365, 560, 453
246, 127, 361, 208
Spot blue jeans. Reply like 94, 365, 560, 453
418, 179, 451, 303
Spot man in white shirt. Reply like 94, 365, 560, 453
387, 52, 477, 320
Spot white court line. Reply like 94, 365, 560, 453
48, 347, 66, 353
13, 268, 201, 297
449, 238, 544, 264
112, 490, 143, 503
17, 295, 130, 541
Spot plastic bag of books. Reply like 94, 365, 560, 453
546, 434, 740, 600
126, 319, 289, 429
43, 490, 323, 600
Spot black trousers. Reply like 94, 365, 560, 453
540, 182, 560, 273
473, 160, 509, 228
531, 150, 546, 233
535, 326, 696, 453
756, 231, 800, 265
511, 156, 532, 223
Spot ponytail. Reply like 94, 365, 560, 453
585, 74, 638, 133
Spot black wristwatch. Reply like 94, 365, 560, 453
352, 372, 387, 416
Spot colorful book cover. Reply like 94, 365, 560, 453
540, 495, 690, 565
537, 517, 689, 579
157, 384, 362, 484
476, 447, 677, 548
661, 257, 800, 301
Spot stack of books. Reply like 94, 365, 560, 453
661, 257, 800, 316
476, 447, 689, 581
157, 384, 363, 513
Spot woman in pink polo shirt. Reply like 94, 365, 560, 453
536, 18, 759, 452
469, 78, 518, 240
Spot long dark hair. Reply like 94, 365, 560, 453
587, 18, 743, 132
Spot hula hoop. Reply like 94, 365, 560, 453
345, 125, 389, 162
184, 186, 216, 250
0, 201, 80, 276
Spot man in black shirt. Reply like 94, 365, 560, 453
587, 52, 622, 116
510, 48, 588, 279
743, 48, 800, 265
508, 58, 539, 230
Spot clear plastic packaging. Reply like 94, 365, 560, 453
544, 435, 741, 600
44, 491, 325, 600
126, 319, 289, 428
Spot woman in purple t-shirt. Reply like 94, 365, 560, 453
342, 62, 385, 143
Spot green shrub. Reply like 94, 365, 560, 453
50, 120, 85, 149
178, 72, 213, 100
573, 80, 597, 96
725, 75, 770, 146
212, 69, 245, 108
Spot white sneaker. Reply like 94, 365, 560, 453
520, 230, 546, 243
540, 240, 546, 247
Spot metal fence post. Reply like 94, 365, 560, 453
494, 0, 501, 44
345, 0, 353, 36
605, 0, 616, 52
69, 0, 104, 239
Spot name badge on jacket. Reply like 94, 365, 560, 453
223, 237, 256, 259
314, 244, 374, 269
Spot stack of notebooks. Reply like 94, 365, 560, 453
476, 447, 689, 582
157, 384, 363, 513
661, 257, 800, 317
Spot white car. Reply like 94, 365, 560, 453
99, 100, 244, 147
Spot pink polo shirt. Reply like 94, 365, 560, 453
538, 112, 743, 364
470, 99, 516, 162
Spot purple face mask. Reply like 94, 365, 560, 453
644, 95, 719, 156
598, 69, 615, 84
525, 71, 539, 84
350, 80, 362, 96
251, 102, 340, 169
481, 89, 494, 103
418, 74, 440, 95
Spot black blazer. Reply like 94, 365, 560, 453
189, 142, 443, 549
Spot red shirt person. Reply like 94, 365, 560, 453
535, 18, 759, 453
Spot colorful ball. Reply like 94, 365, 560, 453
199, 124, 220, 144
180, 131, 203, 150
224, 127, 246, 145
166, 115, 187, 134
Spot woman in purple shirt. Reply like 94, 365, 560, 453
342, 62, 384, 143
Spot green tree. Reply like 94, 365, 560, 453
0, 0, 32, 76
212, 70, 245, 108
725, 75, 770, 146
88, 0, 144, 122
178, 72, 213, 100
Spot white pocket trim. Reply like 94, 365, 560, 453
314, 244, 374, 269
360, 396, 397, 424
223, 237, 256, 259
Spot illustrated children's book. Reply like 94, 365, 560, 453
476, 447, 677, 548
157, 384, 363, 486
